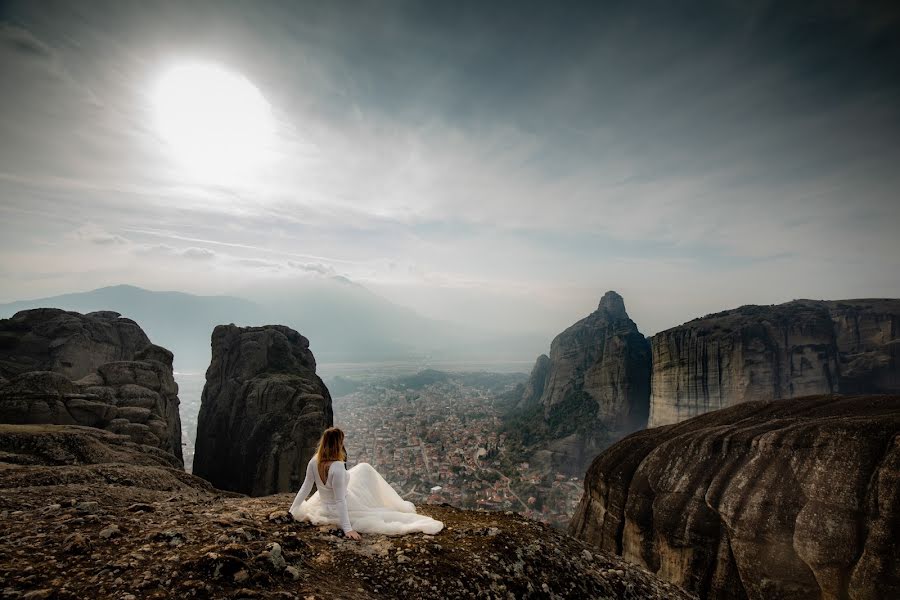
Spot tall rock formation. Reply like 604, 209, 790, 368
649, 299, 900, 426
540, 292, 651, 431
506, 292, 651, 475
0, 309, 184, 467
193, 324, 333, 496
570, 394, 900, 600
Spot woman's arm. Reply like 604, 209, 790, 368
330, 464, 354, 534
288, 459, 316, 515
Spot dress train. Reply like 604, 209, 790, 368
290, 462, 444, 535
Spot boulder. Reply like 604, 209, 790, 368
193, 324, 333, 496
0, 310, 183, 468
0, 367, 183, 467
90, 352, 183, 463
61, 397, 118, 426
0, 308, 151, 380
570, 394, 900, 599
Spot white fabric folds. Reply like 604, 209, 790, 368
289, 458, 444, 536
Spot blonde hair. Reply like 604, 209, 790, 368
316, 427, 347, 483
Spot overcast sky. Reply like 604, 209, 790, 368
1, 0, 899, 339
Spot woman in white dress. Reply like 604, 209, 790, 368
289, 427, 444, 539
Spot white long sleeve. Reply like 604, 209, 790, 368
289, 459, 316, 514
330, 463, 353, 533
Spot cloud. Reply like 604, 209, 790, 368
72, 225, 128, 246
132, 244, 215, 261
89, 233, 128, 245
233, 258, 281, 270
287, 261, 336, 276
133, 244, 177, 257
181, 247, 216, 260
1, 2, 898, 340
0, 24, 55, 61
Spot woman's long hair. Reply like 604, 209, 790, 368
316, 427, 347, 483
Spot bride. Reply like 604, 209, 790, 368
289, 427, 444, 539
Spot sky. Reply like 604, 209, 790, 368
1, 0, 899, 341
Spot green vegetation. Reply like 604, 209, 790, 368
503, 388, 601, 448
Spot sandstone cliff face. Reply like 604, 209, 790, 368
0, 309, 184, 467
0, 308, 152, 380
828, 299, 900, 394
570, 394, 900, 600
649, 299, 900, 426
193, 324, 333, 496
506, 292, 651, 476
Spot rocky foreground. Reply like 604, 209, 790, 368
0, 425, 691, 600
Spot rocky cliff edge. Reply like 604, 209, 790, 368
0, 423, 692, 600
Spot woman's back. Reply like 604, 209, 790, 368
308, 456, 343, 504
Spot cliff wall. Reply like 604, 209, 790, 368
571, 394, 900, 599
828, 299, 900, 393
649, 299, 900, 426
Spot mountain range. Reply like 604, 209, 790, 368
0, 281, 546, 370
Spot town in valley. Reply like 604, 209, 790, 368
332, 370, 585, 529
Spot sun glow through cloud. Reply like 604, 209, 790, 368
1, 3, 899, 338
151, 63, 274, 181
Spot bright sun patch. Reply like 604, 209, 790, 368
152, 63, 274, 181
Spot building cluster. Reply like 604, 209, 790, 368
334, 376, 583, 529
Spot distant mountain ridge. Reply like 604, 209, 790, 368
0, 282, 546, 369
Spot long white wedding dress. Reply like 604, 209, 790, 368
289, 457, 444, 535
